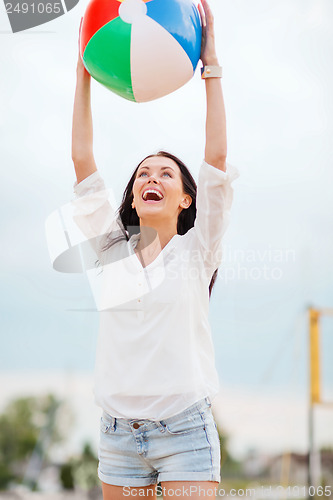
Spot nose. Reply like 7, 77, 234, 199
147, 175, 159, 184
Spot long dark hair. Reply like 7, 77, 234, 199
102, 151, 218, 298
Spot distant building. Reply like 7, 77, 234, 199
269, 453, 308, 484
321, 450, 333, 484
269, 450, 333, 485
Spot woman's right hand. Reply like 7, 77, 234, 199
76, 17, 90, 77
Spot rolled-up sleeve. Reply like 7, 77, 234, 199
193, 160, 240, 267
45, 172, 124, 273
72, 171, 119, 244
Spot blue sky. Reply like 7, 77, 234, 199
1, 0, 333, 440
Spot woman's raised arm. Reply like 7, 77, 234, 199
199, 0, 227, 172
72, 22, 98, 183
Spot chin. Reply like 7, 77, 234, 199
138, 205, 165, 216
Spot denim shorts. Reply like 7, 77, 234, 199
97, 396, 221, 487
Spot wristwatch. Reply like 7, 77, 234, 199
201, 65, 223, 79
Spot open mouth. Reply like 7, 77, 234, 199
142, 189, 164, 203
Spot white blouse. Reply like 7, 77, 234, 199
45, 159, 239, 420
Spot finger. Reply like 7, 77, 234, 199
201, 0, 214, 24
197, 1, 206, 27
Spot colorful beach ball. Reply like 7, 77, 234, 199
79, 0, 202, 102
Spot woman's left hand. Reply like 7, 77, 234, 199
198, 0, 219, 66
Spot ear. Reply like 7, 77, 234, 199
131, 200, 135, 209
180, 195, 192, 209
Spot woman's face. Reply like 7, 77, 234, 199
132, 156, 192, 223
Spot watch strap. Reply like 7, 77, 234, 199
201, 65, 223, 79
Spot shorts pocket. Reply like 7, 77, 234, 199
161, 411, 205, 436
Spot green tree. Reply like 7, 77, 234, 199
59, 442, 100, 492
215, 421, 242, 478
0, 394, 67, 490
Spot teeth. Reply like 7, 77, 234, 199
142, 189, 163, 200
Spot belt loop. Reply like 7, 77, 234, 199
157, 420, 166, 433
205, 396, 212, 407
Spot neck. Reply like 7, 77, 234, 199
137, 219, 177, 251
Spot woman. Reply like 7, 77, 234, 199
70, 0, 239, 497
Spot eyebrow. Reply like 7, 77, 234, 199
138, 166, 175, 172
